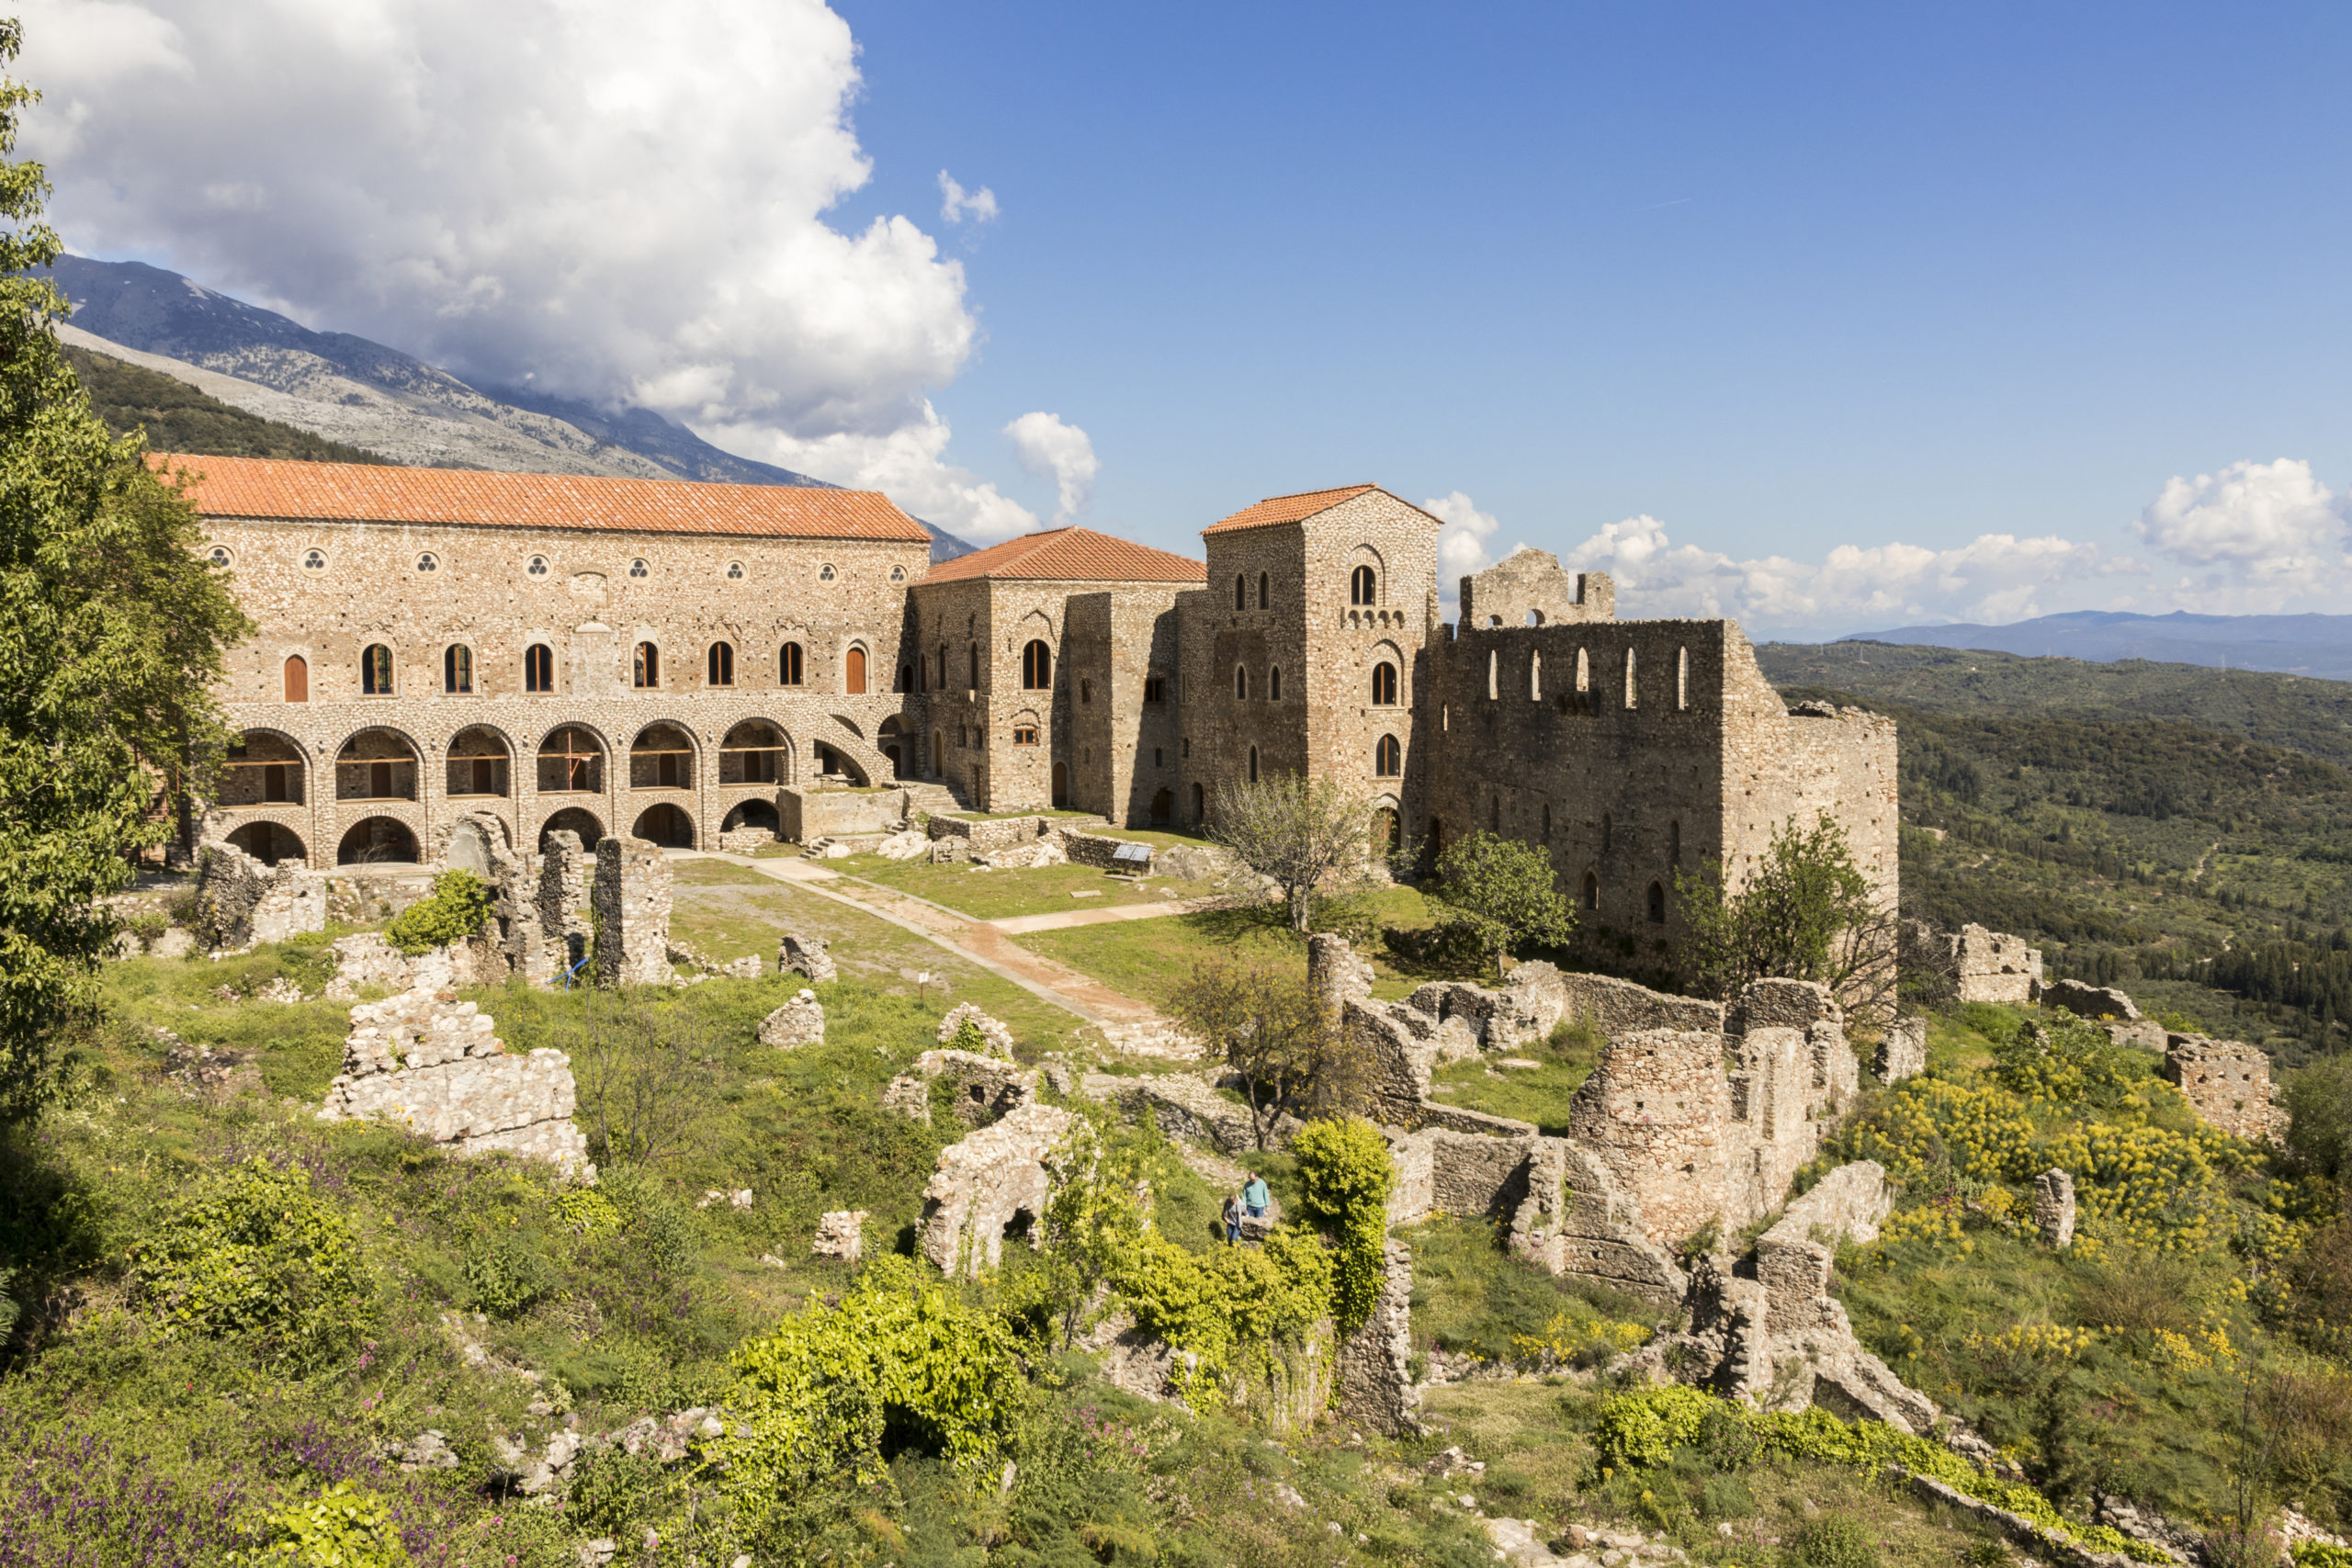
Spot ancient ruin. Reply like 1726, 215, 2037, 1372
1951, 924, 2043, 1004
756, 990, 826, 1048
812, 1210, 867, 1262
1876, 1015, 1928, 1083
777, 931, 836, 983
2033, 1168, 2077, 1248
918, 1102, 1075, 1279
2163, 1033, 2290, 1144
593, 836, 673, 987
935, 1002, 1016, 1058
191, 838, 326, 949
318, 987, 593, 1178
2043, 977, 2141, 1021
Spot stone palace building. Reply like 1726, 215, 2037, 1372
177, 457, 1895, 943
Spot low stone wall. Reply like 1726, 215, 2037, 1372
1955, 923, 2042, 1004
2164, 1033, 2290, 1144
1428, 1128, 1535, 1220
2044, 978, 2141, 1021
1061, 829, 1148, 872
1754, 1160, 1892, 1333
1407, 961, 1569, 1050
779, 786, 909, 843
1506, 1137, 1689, 1303
1876, 1017, 1928, 1083
1556, 972, 1725, 1035
925, 813, 1050, 854
192, 839, 327, 949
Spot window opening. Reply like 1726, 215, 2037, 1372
361, 644, 393, 695
1350, 564, 1375, 604
1022, 639, 1051, 689
1258, 572, 1268, 609
708, 641, 735, 686
1269, 666, 1282, 701
1374, 734, 1400, 777
780, 641, 805, 685
628, 558, 649, 578
444, 645, 472, 694
416, 552, 438, 573
283, 655, 309, 703
524, 644, 554, 694
633, 641, 659, 688
1235, 665, 1249, 700
1234, 574, 1247, 611
526, 555, 548, 577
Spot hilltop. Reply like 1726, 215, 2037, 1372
1836, 610, 2352, 682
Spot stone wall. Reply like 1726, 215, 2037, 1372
1333, 1239, 1422, 1437
2163, 1033, 2290, 1144
2043, 978, 2141, 1021
529, 829, 592, 985
1406, 961, 1568, 1050
778, 785, 911, 842
1953, 924, 2042, 1004
1555, 972, 1725, 1035
918, 1102, 1075, 1279
592, 835, 673, 987
1876, 1017, 1928, 1084
191, 837, 327, 949
1506, 1137, 1689, 1302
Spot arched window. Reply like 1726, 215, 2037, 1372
1258, 571, 1269, 609
633, 641, 659, 689
1487, 649, 1498, 701
1022, 640, 1051, 689
1350, 564, 1375, 605
1576, 647, 1590, 694
1530, 650, 1542, 701
1647, 882, 1667, 923
1235, 665, 1250, 701
361, 644, 393, 695
1583, 872, 1599, 911
282, 655, 309, 703
1526, 609, 1544, 626
1192, 782, 1205, 822
1669, 819, 1682, 868
1374, 734, 1400, 777
444, 644, 473, 694
845, 646, 868, 694
1270, 665, 1283, 701
1624, 647, 1637, 708
524, 644, 554, 694
1677, 646, 1690, 711
1249, 746, 1260, 783
1372, 662, 1398, 705
780, 641, 805, 686
707, 641, 735, 687
1234, 574, 1247, 611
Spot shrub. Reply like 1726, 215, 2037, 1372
1112, 1225, 1333, 1393
462, 1228, 553, 1318
1293, 1116, 1395, 1333
2285, 1055, 2352, 1188
1430, 829, 1576, 978
1788, 1512, 1882, 1568
567, 1444, 670, 1538
232, 1481, 408, 1566
130, 1156, 369, 1369
383, 869, 492, 955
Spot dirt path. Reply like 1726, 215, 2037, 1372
700, 852, 1169, 1028
987, 898, 1220, 935
2191, 840, 2221, 881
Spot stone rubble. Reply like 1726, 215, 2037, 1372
935, 1002, 1017, 1059
318, 987, 593, 1178
875, 828, 931, 861
910, 1048, 1037, 1127
812, 1209, 867, 1261
777, 931, 837, 984
756, 990, 827, 1048
158, 1029, 261, 1099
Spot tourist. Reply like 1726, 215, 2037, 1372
1223, 1190, 1242, 1245
1243, 1170, 1269, 1220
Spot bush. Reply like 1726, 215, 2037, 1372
232, 1481, 408, 1566
1293, 1116, 1395, 1333
130, 1156, 370, 1369
383, 869, 492, 956
2285, 1055, 2352, 1188
1787, 1512, 1882, 1568
462, 1228, 553, 1318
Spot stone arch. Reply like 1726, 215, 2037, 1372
721, 797, 781, 835
1022, 638, 1052, 690
720, 718, 791, 784
1647, 880, 1667, 924
538, 806, 604, 852
630, 721, 697, 791
1348, 545, 1383, 605
338, 816, 419, 865
223, 727, 310, 807
227, 819, 307, 866
1374, 733, 1401, 777
333, 726, 422, 803
632, 802, 695, 848
536, 723, 609, 795
1371, 793, 1401, 857
1149, 787, 1172, 825
446, 724, 514, 799
1009, 706, 1044, 748
443, 642, 476, 694
707, 638, 737, 688
1367, 639, 1403, 705
360, 642, 395, 696
813, 738, 871, 785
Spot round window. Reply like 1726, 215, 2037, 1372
416, 552, 439, 572
526, 555, 549, 577
819, 563, 837, 581
301, 548, 326, 572
889, 564, 906, 582
726, 560, 744, 580
207, 546, 232, 569
628, 558, 649, 578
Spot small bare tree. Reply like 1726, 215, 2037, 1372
1168, 959, 1363, 1145
562, 992, 720, 1168
1204, 773, 1379, 933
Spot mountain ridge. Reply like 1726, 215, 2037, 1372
1838, 606, 2352, 678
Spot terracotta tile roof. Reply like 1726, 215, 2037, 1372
917, 526, 1207, 584
148, 453, 933, 544
1200, 482, 1441, 536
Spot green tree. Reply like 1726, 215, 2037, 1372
1430, 829, 1576, 978
0, 25, 252, 1122
383, 868, 492, 954
1166, 958, 1359, 1145
1672, 812, 1890, 1010
1204, 773, 1379, 933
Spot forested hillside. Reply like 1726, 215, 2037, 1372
1762, 642, 2352, 1066
64, 343, 394, 465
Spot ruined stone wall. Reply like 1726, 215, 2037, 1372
592, 835, 673, 987
192, 837, 326, 948
530, 830, 590, 984
1457, 550, 1613, 630
1954, 924, 2042, 1004
1556, 972, 1726, 1035
2164, 1034, 2290, 1144
1564, 1029, 1738, 1247
778, 785, 911, 842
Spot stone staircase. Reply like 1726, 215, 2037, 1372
902, 781, 967, 819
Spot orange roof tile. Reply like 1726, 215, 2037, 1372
1200, 482, 1441, 536
149, 453, 932, 544
917, 526, 1207, 585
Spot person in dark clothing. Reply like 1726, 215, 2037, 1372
1223, 1191, 1243, 1245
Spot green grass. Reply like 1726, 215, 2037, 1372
1426, 1018, 1605, 1134
1404, 1213, 1673, 1368
828, 853, 1217, 920
1012, 887, 1460, 1009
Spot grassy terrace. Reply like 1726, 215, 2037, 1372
823, 851, 1220, 921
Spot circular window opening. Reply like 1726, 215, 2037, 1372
889, 565, 906, 582
208, 546, 232, 569
416, 552, 439, 573
819, 563, 837, 581
526, 555, 549, 577
628, 558, 649, 579
301, 549, 326, 572
726, 560, 744, 581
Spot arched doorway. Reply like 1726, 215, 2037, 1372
632, 802, 695, 849
1149, 788, 1172, 825
537, 727, 605, 795
227, 820, 306, 866
1372, 807, 1400, 858
337, 817, 418, 864
844, 646, 867, 694
446, 726, 512, 798
719, 719, 788, 784
539, 807, 604, 853
630, 723, 695, 790
813, 742, 868, 784
1051, 761, 1069, 809
721, 799, 780, 838
334, 729, 418, 802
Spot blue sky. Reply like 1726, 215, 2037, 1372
24, 0, 2352, 632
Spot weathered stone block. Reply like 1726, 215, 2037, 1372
777, 931, 837, 984
919, 1102, 1075, 1279
1954, 924, 2042, 1004
2044, 978, 2142, 1021
2031, 1168, 2076, 1248
192, 838, 326, 950
935, 1002, 1015, 1059
758, 990, 826, 1048
812, 1210, 866, 1261
2163, 1034, 2289, 1144
1876, 1016, 1928, 1084
1334, 1239, 1421, 1437
911, 1048, 1036, 1127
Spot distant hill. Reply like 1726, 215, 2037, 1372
65, 342, 393, 466
1838, 607, 2352, 679
43, 254, 976, 561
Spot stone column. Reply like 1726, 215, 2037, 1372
592, 834, 673, 988
2031, 1168, 2076, 1249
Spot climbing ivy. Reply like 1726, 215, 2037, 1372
1293, 1116, 1395, 1334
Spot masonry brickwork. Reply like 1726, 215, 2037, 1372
2163, 1033, 2291, 1144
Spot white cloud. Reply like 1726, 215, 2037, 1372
15, 0, 1032, 536
704, 402, 1039, 544
1421, 491, 1529, 606
1001, 412, 1098, 526
2133, 457, 2344, 579
937, 171, 1000, 226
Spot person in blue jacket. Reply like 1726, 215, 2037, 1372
1242, 1171, 1270, 1219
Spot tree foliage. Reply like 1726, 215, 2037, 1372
1166, 959, 1358, 1145
1430, 829, 1576, 977
382, 868, 492, 955
0, 26, 253, 1122
1204, 773, 1379, 933
1673, 812, 1890, 1011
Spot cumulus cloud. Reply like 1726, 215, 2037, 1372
15, 0, 1046, 540
2133, 458, 2345, 579
937, 171, 1000, 225
1002, 412, 1099, 526
1421, 490, 1529, 604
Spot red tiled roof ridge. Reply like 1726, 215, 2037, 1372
146, 452, 932, 544
1200, 482, 1442, 536
919, 524, 1207, 584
